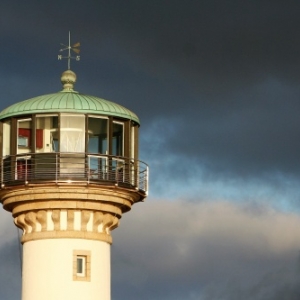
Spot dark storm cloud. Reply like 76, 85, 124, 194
90, 0, 300, 179
167, 84, 300, 176
1, 1, 300, 180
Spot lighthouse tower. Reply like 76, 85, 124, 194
0, 68, 148, 300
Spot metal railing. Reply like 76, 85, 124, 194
0, 153, 148, 195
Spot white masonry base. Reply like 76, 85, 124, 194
22, 238, 110, 300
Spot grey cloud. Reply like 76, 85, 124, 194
1, 200, 300, 300
111, 200, 300, 299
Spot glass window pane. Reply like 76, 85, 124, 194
112, 122, 123, 156
36, 115, 58, 152
60, 114, 85, 152
131, 125, 135, 159
77, 257, 83, 274
3, 121, 11, 157
17, 119, 32, 154
88, 156, 108, 180
76, 256, 86, 276
88, 117, 108, 154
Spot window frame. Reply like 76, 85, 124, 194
73, 250, 91, 281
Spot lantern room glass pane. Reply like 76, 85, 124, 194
36, 115, 58, 152
17, 119, 32, 154
131, 125, 135, 159
3, 120, 11, 157
60, 114, 85, 152
112, 122, 123, 156
88, 117, 108, 154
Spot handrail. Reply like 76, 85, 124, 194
0, 153, 148, 195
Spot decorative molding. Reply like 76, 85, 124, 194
2, 185, 137, 244
1, 185, 139, 215
93, 211, 104, 232
25, 212, 36, 233
81, 210, 90, 231
67, 210, 75, 231
52, 210, 60, 231
36, 210, 47, 231
15, 209, 118, 244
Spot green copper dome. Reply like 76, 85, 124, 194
0, 70, 140, 124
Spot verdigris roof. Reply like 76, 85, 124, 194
0, 70, 140, 124
0, 91, 139, 123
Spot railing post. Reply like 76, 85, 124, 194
0, 158, 3, 187
136, 161, 140, 191
25, 158, 28, 184
145, 165, 149, 196
115, 158, 118, 183
87, 155, 90, 184
55, 153, 58, 183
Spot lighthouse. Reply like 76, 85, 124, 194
0, 40, 148, 300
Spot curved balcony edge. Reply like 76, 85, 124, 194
0, 153, 149, 196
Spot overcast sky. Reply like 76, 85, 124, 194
1, 1, 300, 299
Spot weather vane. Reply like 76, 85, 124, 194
58, 31, 80, 70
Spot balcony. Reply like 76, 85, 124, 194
0, 153, 148, 195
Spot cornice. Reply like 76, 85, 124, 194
0, 185, 140, 244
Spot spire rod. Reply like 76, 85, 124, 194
58, 31, 80, 70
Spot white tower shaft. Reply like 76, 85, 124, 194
23, 239, 110, 300
0, 185, 141, 300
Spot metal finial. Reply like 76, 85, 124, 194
58, 31, 80, 70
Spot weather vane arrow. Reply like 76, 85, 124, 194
58, 31, 80, 70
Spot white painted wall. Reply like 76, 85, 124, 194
22, 238, 111, 300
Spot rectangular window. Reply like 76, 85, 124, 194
88, 116, 108, 154
60, 114, 85, 152
88, 155, 108, 180
112, 122, 124, 156
36, 115, 58, 152
18, 135, 29, 147
73, 250, 91, 281
17, 119, 32, 154
3, 120, 11, 156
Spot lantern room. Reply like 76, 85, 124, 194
0, 70, 148, 198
